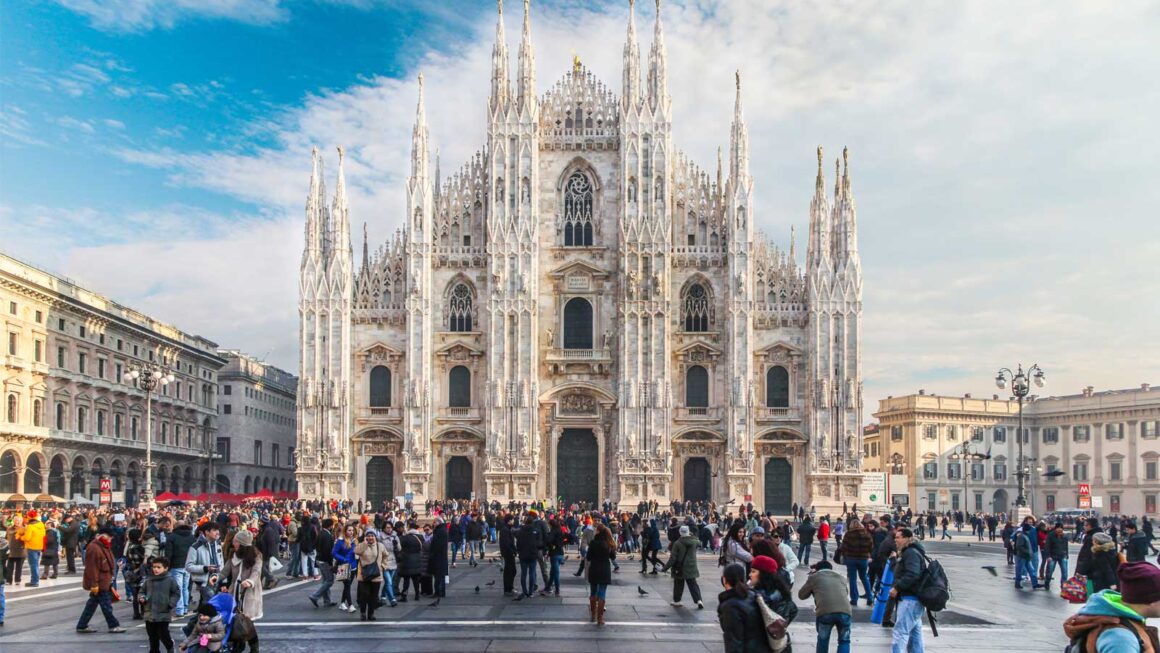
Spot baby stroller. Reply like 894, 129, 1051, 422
182, 591, 258, 653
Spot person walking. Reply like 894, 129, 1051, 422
799, 561, 852, 653
717, 562, 767, 653
839, 518, 874, 606
396, 521, 424, 603
723, 522, 754, 569
378, 522, 400, 607
499, 514, 518, 596
284, 514, 300, 579
663, 525, 703, 609
21, 509, 45, 587
584, 523, 616, 625
797, 517, 818, 566
542, 517, 565, 597
308, 517, 337, 608
298, 515, 319, 579
640, 518, 663, 574
427, 516, 449, 606
749, 555, 798, 625
1088, 533, 1121, 593
220, 529, 264, 622
185, 522, 223, 611
164, 520, 196, 617
75, 527, 127, 634
256, 517, 281, 589
41, 518, 61, 580
1124, 522, 1149, 563
139, 556, 180, 653
354, 530, 388, 621
818, 517, 832, 563
939, 516, 951, 540
332, 524, 359, 612
888, 528, 926, 653
1014, 522, 1042, 590
573, 517, 595, 577
515, 514, 541, 600
1044, 522, 1070, 591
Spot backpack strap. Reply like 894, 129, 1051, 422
1085, 618, 1150, 653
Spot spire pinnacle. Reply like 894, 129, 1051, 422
622, 0, 640, 110
490, 0, 510, 114
646, 0, 669, 113
729, 70, 748, 180
361, 222, 369, 270
842, 146, 850, 192
330, 145, 350, 258
516, 0, 536, 111
790, 224, 797, 264
816, 145, 824, 192
834, 157, 841, 200
411, 74, 429, 181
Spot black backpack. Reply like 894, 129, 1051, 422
915, 551, 950, 612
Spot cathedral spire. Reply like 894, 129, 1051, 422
434, 147, 441, 196
622, 0, 641, 112
411, 73, 429, 183
361, 222, 369, 272
516, 0, 536, 113
806, 145, 831, 273
790, 224, 797, 265
489, 0, 509, 115
304, 146, 324, 261
716, 145, 723, 192
835, 146, 860, 268
646, 0, 669, 115
729, 70, 749, 181
330, 145, 351, 259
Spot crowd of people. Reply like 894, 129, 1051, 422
1, 498, 1159, 653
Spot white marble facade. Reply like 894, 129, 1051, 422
295, 1, 865, 512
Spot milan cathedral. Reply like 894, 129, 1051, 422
295, 0, 865, 512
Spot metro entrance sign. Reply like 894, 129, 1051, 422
1077, 483, 1091, 496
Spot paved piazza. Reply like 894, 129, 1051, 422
3, 536, 1083, 652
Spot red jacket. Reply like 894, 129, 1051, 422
818, 521, 831, 541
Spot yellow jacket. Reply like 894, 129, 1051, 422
21, 519, 46, 551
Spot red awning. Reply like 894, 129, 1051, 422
155, 491, 179, 502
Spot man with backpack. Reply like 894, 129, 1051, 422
889, 527, 928, 653
1064, 561, 1160, 653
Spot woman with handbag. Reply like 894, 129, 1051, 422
717, 562, 768, 653
354, 530, 389, 621
749, 555, 798, 626
332, 525, 359, 613
584, 523, 617, 625
221, 529, 263, 622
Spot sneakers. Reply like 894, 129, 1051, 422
339, 602, 350, 611
76, 627, 98, 634
670, 601, 683, 607
346, 604, 358, 613
108, 627, 127, 634
696, 601, 705, 609
309, 596, 320, 607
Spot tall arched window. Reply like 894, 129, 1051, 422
686, 366, 709, 408
449, 366, 471, 408
56, 402, 65, 429
766, 366, 789, 408
681, 282, 711, 332
563, 297, 593, 349
5, 394, 15, 423
563, 172, 594, 247
447, 283, 473, 331
32, 399, 42, 427
370, 365, 392, 407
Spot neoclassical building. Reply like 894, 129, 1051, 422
1, 253, 224, 505
296, 1, 865, 511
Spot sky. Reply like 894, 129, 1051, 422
2, 0, 1158, 418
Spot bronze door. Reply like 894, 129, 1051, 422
445, 456, 473, 499
556, 429, 598, 505
764, 457, 793, 514
366, 456, 394, 508
683, 457, 712, 502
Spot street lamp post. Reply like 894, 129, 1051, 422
123, 362, 174, 509
948, 440, 989, 515
995, 363, 1045, 516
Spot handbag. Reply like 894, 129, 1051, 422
361, 544, 382, 582
1060, 574, 1088, 604
335, 563, 351, 581
268, 556, 284, 573
754, 593, 791, 653
229, 588, 258, 643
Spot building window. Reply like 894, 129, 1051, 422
160, 422, 167, 444
98, 358, 106, 379
7, 301, 15, 315
55, 402, 65, 429
1045, 463, 1059, 482
1143, 421, 1159, 438
681, 283, 711, 332
1147, 461, 1158, 481
1147, 495, 1157, 514
131, 416, 139, 440
922, 462, 938, 479
58, 318, 65, 330
57, 346, 66, 368
32, 399, 42, 426
1045, 494, 1056, 512
951, 492, 960, 511
96, 410, 105, 435
35, 310, 42, 322
5, 394, 15, 423
114, 413, 123, 437
272, 444, 280, 468
1073, 426, 1090, 442
891, 426, 903, 442
1106, 423, 1124, 440
116, 338, 122, 351
993, 426, 1006, 443
447, 283, 474, 332
1072, 462, 1088, 481
765, 366, 789, 408
947, 462, 961, 480
1110, 495, 1121, 513
1110, 461, 1122, 481
370, 366, 392, 407
224, 385, 232, 395
79, 325, 86, 337
115, 363, 122, 381
217, 437, 231, 463
7, 332, 15, 356
1043, 427, 1059, 444
1020, 427, 1030, 443
34, 339, 42, 362
78, 352, 87, 374
971, 462, 985, 481
563, 297, 594, 349
254, 440, 263, 466
946, 425, 957, 441
923, 425, 938, 440
222, 404, 232, 415
562, 171, 594, 247
971, 427, 984, 442
76, 406, 86, 432
448, 366, 471, 408
685, 365, 709, 408
994, 463, 1007, 481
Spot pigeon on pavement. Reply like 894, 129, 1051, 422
638, 586, 648, 596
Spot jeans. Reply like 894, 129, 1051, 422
588, 582, 608, 599
548, 554, 563, 593
502, 553, 517, 593
381, 569, 396, 602
76, 589, 121, 629
817, 612, 852, 653
299, 550, 317, 577
287, 542, 301, 577
673, 578, 702, 603
26, 550, 41, 585
846, 558, 873, 602
311, 561, 335, 604
1046, 557, 1069, 586
819, 540, 829, 562
169, 568, 190, 615
891, 598, 924, 653
145, 620, 174, 653
451, 540, 463, 565
519, 560, 537, 596
1014, 558, 1039, 587
0, 579, 5, 624
798, 542, 812, 565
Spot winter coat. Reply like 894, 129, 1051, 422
1015, 528, 1035, 560
164, 524, 196, 567
797, 521, 817, 545
222, 553, 264, 620
1069, 590, 1160, 653
717, 587, 768, 653
257, 521, 282, 560
315, 528, 335, 565
584, 537, 616, 586
59, 520, 81, 548
180, 614, 226, 652
380, 532, 400, 570
892, 541, 928, 599
1088, 542, 1121, 592
752, 584, 799, 625
82, 538, 117, 592
21, 518, 46, 551
1126, 532, 1150, 563
354, 540, 389, 583
140, 571, 180, 622
1076, 527, 1102, 576
666, 535, 700, 580
724, 537, 753, 566
798, 568, 851, 616
299, 521, 318, 555
1046, 531, 1070, 561
515, 524, 541, 561
427, 523, 449, 577
42, 527, 61, 562
397, 531, 424, 577
839, 522, 874, 560
185, 536, 224, 585
331, 537, 358, 570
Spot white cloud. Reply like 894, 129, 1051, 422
56, 0, 287, 33
83, 1, 1160, 405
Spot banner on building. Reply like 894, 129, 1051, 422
860, 472, 889, 507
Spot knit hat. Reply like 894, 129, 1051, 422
751, 526, 765, 535
1119, 561, 1160, 605
1093, 532, 1113, 546
679, 525, 690, 536
233, 529, 254, 547
197, 603, 219, 617
27, 509, 38, 520
751, 555, 779, 575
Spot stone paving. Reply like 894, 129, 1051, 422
0, 534, 1100, 652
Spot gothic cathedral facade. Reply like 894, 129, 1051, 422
295, 1, 865, 512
